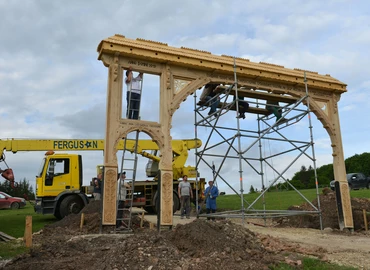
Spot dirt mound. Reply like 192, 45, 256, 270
6, 192, 369, 269
164, 219, 281, 269
276, 189, 370, 230
2, 200, 305, 270
4, 218, 295, 270
41, 201, 149, 237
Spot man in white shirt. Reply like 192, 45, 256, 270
178, 175, 193, 219
125, 66, 143, 120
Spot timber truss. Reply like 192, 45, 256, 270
97, 34, 352, 229
195, 82, 323, 228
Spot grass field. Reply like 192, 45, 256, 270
0, 202, 56, 259
216, 188, 370, 210
0, 202, 56, 238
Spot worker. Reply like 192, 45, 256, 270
199, 83, 220, 117
178, 175, 193, 219
125, 66, 143, 120
266, 99, 286, 122
204, 180, 219, 220
116, 172, 130, 228
93, 173, 103, 200
234, 95, 249, 119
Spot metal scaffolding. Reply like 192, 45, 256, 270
194, 62, 323, 230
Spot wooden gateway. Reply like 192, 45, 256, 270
97, 34, 352, 229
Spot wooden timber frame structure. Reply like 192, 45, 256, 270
97, 34, 353, 230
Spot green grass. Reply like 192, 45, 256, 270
0, 202, 56, 259
0, 202, 56, 238
271, 257, 358, 270
0, 240, 28, 259
217, 188, 370, 211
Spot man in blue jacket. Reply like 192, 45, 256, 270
204, 181, 219, 220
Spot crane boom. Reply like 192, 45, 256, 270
0, 138, 201, 156
0, 138, 202, 181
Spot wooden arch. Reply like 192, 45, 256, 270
98, 35, 352, 229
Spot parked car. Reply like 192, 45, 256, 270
330, 173, 370, 191
0, 191, 27, 209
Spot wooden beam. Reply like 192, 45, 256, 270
215, 86, 298, 104
0, 231, 15, 242
98, 35, 347, 93
197, 100, 271, 116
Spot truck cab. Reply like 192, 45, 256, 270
34, 152, 88, 219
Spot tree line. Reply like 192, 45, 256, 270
0, 178, 35, 200
251, 152, 370, 192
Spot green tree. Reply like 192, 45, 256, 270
249, 185, 255, 194
0, 178, 35, 200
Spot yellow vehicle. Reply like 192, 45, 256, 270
0, 138, 204, 219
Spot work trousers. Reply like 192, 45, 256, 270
206, 208, 216, 220
180, 195, 191, 218
205, 96, 220, 114
126, 92, 141, 119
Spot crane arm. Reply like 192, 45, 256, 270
0, 138, 202, 179
0, 138, 201, 156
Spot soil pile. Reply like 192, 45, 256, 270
3, 201, 303, 270
3, 219, 295, 270
41, 201, 149, 237
276, 188, 370, 230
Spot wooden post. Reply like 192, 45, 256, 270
140, 209, 145, 229
149, 223, 154, 230
24, 216, 32, 248
80, 213, 85, 230
363, 209, 368, 231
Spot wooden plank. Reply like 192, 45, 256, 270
0, 231, 15, 242
24, 215, 32, 248
197, 100, 271, 116
215, 86, 298, 104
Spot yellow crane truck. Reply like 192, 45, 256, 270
0, 138, 205, 219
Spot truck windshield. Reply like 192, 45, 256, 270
37, 158, 47, 177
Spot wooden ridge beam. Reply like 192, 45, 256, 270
97, 35, 347, 93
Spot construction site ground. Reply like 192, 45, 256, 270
1, 189, 370, 270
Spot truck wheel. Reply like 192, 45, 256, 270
11, 202, 20, 209
59, 195, 84, 219
54, 209, 62, 220
173, 192, 180, 213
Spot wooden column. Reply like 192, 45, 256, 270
159, 64, 174, 226
331, 97, 353, 229
102, 53, 122, 225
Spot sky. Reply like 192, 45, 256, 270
1, 0, 370, 198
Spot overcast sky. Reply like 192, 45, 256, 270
1, 0, 369, 198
